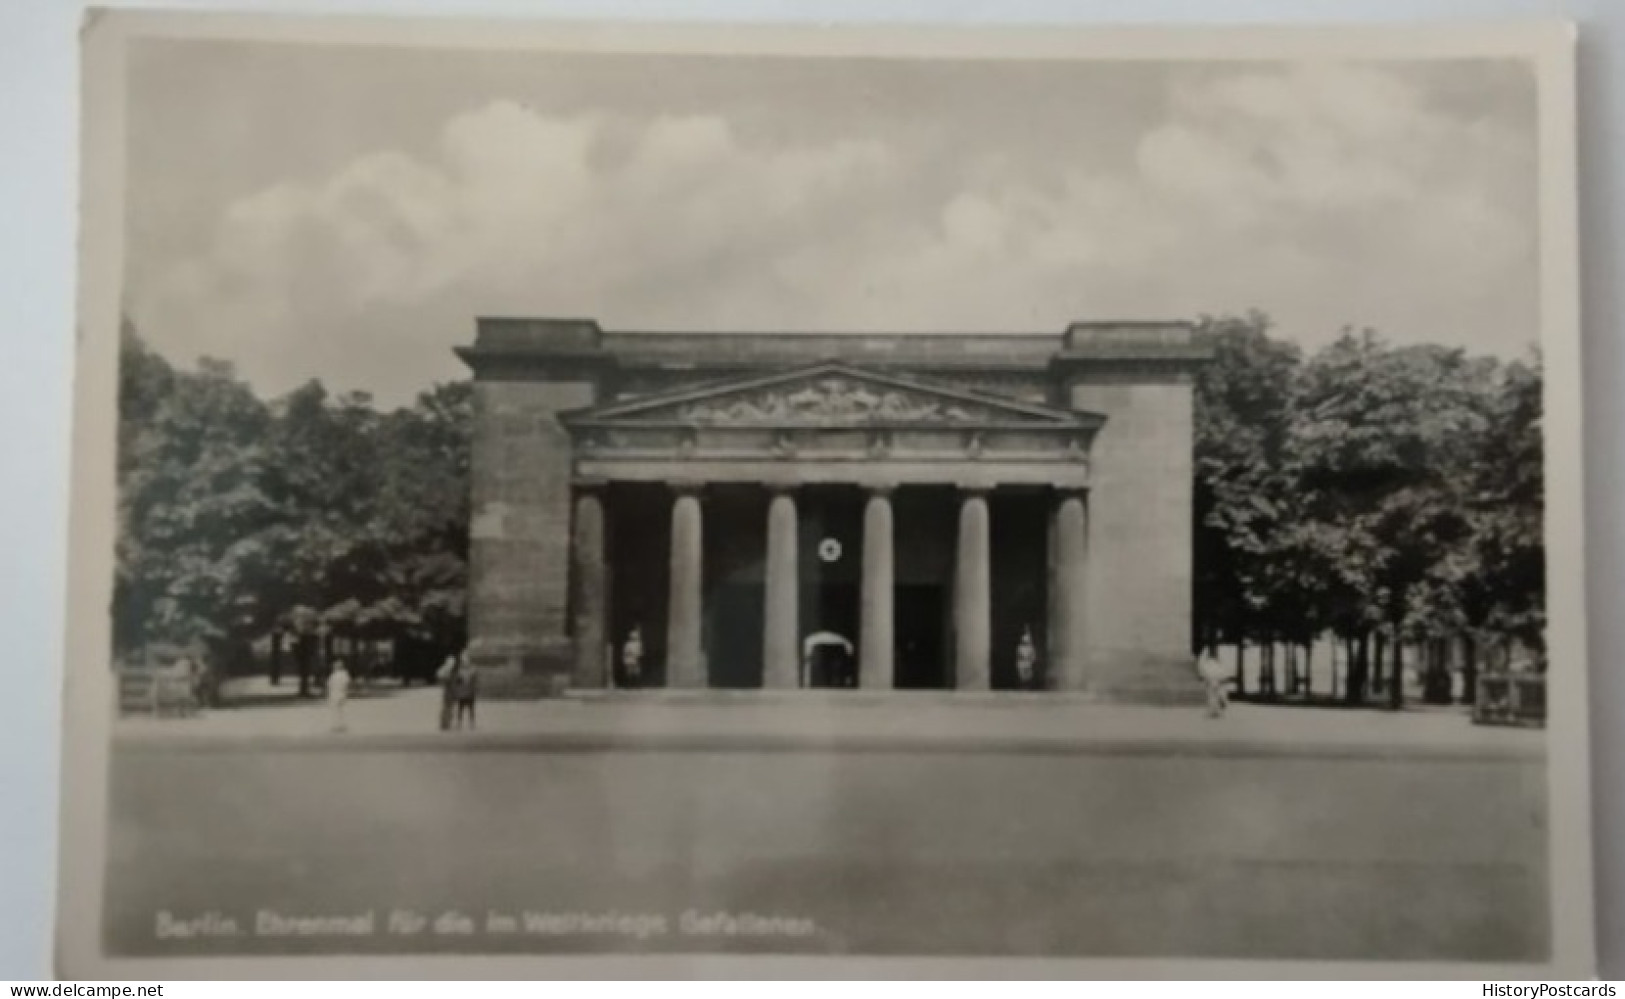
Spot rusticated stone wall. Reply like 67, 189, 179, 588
466, 378, 595, 679
1066, 373, 1195, 680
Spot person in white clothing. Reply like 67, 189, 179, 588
327, 660, 352, 733
1197, 649, 1229, 719
622, 627, 644, 688
1015, 628, 1039, 689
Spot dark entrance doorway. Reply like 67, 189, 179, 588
991, 490, 1051, 690
797, 486, 862, 688
700, 484, 769, 689
606, 483, 671, 688
707, 583, 764, 688
804, 582, 858, 687
894, 584, 949, 688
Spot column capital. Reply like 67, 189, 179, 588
668, 478, 707, 497
865, 482, 898, 498
1054, 485, 1090, 500
955, 482, 994, 497
765, 481, 800, 497
573, 477, 609, 493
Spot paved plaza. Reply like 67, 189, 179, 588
105, 680, 1548, 963
115, 677, 1543, 759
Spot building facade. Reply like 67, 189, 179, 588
456, 319, 1209, 701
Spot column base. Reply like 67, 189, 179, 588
1072, 649, 1206, 706
465, 636, 575, 699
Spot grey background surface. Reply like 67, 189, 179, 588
1, 0, 1618, 981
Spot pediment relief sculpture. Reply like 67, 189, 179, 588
676, 377, 984, 425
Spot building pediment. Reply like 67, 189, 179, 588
563, 361, 1103, 430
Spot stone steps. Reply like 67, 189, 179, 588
480, 652, 1207, 706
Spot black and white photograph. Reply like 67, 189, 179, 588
56, 14, 1594, 979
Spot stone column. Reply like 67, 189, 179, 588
954, 487, 992, 690
762, 486, 800, 688
860, 486, 895, 690
570, 484, 608, 689
666, 483, 705, 688
1052, 490, 1089, 691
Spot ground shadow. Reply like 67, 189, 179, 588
211, 676, 426, 710
1230, 692, 1471, 713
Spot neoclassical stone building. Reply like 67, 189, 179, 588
456, 319, 1208, 701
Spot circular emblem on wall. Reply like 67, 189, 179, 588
817, 538, 843, 563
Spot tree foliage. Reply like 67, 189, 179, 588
1193, 316, 1545, 704
114, 322, 471, 672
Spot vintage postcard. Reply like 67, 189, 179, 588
58, 12, 1593, 979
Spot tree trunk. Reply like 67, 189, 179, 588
1373, 632, 1388, 695
1463, 633, 1479, 706
1423, 639, 1452, 705
1389, 629, 1405, 710
1358, 632, 1372, 703
318, 633, 335, 693
270, 631, 283, 686
296, 635, 313, 697
1260, 643, 1275, 698
1233, 640, 1246, 697
1304, 642, 1314, 698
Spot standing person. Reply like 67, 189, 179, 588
1198, 648, 1229, 719
435, 654, 458, 731
1015, 627, 1039, 690
452, 658, 479, 731
327, 659, 352, 733
191, 654, 218, 711
621, 626, 644, 688
173, 656, 202, 717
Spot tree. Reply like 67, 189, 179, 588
1284, 330, 1497, 708
114, 328, 277, 657
1192, 311, 1301, 692
1457, 355, 1545, 683
114, 324, 475, 694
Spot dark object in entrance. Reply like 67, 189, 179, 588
708, 583, 765, 688
894, 585, 948, 689
804, 633, 856, 688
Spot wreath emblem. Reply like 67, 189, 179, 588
817, 538, 843, 563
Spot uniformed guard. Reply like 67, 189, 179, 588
1016, 627, 1039, 689
622, 626, 644, 687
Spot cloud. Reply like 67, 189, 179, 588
130, 63, 1537, 406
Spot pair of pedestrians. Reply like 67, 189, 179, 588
437, 655, 480, 731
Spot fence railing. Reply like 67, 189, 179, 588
117, 666, 203, 717
1473, 673, 1546, 727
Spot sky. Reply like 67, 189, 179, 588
123, 39, 1541, 407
